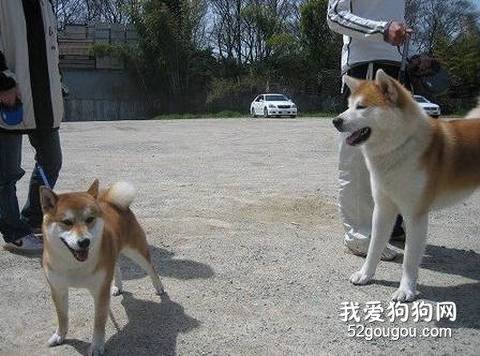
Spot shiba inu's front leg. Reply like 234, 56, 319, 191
47, 285, 69, 347
88, 281, 111, 356
350, 196, 398, 285
392, 214, 428, 302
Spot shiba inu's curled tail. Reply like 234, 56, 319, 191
104, 182, 136, 209
465, 97, 480, 119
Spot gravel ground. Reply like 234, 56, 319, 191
1, 118, 479, 356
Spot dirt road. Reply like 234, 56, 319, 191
1, 118, 479, 355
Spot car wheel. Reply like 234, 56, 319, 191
432, 115, 440, 119
264, 107, 269, 118
251, 108, 257, 118
290, 115, 297, 118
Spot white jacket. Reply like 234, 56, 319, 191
327, 0, 405, 74
0, 0, 63, 133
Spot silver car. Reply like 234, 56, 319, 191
414, 95, 441, 118
250, 94, 298, 118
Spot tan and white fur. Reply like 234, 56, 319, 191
333, 69, 480, 302
40, 180, 165, 355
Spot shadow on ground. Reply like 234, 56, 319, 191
421, 245, 480, 330
120, 245, 215, 281
61, 246, 211, 355
377, 244, 480, 330
64, 292, 199, 355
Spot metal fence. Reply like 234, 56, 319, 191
64, 98, 152, 121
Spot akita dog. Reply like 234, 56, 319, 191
40, 180, 165, 355
333, 69, 480, 302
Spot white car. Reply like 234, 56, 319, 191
414, 95, 441, 118
250, 94, 298, 118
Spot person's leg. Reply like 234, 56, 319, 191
340, 65, 372, 246
338, 138, 373, 245
21, 130, 62, 230
0, 133, 33, 243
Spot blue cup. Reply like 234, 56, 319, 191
1, 101, 23, 126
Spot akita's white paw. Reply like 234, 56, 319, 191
392, 287, 418, 302
111, 286, 123, 296
88, 343, 105, 356
349, 270, 373, 285
47, 332, 65, 347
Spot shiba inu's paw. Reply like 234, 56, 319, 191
349, 270, 373, 285
47, 332, 65, 347
392, 287, 418, 302
111, 286, 123, 296
88, 343, 105, 356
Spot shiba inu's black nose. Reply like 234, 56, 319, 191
332, 117, 344, 130
78, 238, 90, 249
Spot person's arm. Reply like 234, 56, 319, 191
327, 0, 389, 42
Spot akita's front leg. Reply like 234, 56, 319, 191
350, 196, 398, 285
88, 280, 111, 356
47, 285, 69, 347
111, 263, 123, 296
392, 214, 428, 302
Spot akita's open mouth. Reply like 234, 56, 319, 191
60, 238, 89, 262
346, 127, 371, 146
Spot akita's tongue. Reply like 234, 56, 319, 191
346, 127, 371, 146
73, 249, 89, 262
346, 129, 363, 146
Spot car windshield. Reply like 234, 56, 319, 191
266, 95, 288, 101
414, 96, 428, 103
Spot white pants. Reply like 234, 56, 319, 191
338, 136, 374, 247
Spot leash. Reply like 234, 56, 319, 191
37, 164, 51, 189
398, 34, 411, 86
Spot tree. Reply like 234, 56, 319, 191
55, 0, 480, 114
300, 0, 340, 70
129, 0, 212, 111
434, 13, 480, 97
52, 0, 134, 28
406, 0, 476, 53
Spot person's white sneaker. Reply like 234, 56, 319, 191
4, 233, 43, 254
345, 238, 398, 261
32, 227, 43, 240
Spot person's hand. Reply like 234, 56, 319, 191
0, 86, 19, 107
386, 21, 413, 46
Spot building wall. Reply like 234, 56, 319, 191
59, 23, 150, 121
62, 69, 151, 121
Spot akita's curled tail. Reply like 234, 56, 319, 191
103, 182, 136, 209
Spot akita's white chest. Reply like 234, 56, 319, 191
369, 157, 428, 213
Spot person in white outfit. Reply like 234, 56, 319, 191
327, 0, 411, 260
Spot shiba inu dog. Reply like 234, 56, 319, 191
40, 180, 165, 355
333, 69, 480, 302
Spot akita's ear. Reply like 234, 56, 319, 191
87, 179, 99, 199
344, 75, 360, 92
40, 186, 58, 213
375, 69, 399, 103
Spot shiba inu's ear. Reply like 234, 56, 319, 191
375, 69, 399, 103
87, 179, 100, 199
40, 186, 58, 213
344, 75, 360, 92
